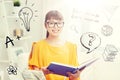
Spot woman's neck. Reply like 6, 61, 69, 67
46, 35, 60, 42
46, 36, 65, 46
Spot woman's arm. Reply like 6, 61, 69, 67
33, 66, 52, 75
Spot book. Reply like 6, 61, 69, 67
47, 58, 99, 77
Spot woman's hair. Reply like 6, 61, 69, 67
45, 10, 64, 38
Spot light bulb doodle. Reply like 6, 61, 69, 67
18, 7, 33, 32
80, 32, 101, 54
7, 65, 17, 75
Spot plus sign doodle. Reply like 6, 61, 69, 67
7, 65, 17, 75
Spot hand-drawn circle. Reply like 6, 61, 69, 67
101, 25, 113, 36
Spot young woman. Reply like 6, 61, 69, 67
28, 10, 84, 80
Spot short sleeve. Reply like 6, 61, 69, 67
28, 42, 40, 69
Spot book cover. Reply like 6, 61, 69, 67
47, 58, 99, 77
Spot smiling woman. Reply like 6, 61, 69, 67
44, 10, 64, 38
28, 10, 83, 80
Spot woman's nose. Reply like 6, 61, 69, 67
54, 23, 58, 28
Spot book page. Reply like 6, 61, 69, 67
78, 58, 99, 70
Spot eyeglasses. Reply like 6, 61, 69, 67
46, 22, 64, 28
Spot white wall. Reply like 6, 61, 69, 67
0, 0, 43, 80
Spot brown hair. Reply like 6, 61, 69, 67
45, 10, 64, 38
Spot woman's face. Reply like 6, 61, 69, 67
45, 18, 64, 37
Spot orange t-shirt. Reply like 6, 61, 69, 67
28, 39, 80, 80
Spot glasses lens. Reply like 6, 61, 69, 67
48, 22, 54, 27
57, 22, 64, 27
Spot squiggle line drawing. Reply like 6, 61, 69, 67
7, 65, 17, 75
101, 25, 113, 36
102, 44, 118, 62
103, 6, 119, 22
71, 8, 99, 22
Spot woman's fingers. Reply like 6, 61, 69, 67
41, 67, 53, 75
67, 69, 84, 80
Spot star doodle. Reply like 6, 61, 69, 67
7, 65, 17, 75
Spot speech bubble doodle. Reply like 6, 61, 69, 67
80, 32, 101, 53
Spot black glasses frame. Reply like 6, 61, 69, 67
46, 22, 64, 28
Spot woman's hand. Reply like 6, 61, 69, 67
67, 67, 85, 80
32, 66, 52, 75
41, 67, 53, 75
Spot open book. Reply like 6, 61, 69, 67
47, 58, 99, 77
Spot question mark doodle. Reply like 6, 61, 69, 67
80, 32, 101, 54
88, 34, 96, 46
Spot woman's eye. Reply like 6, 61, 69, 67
49, 23, 54, 24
